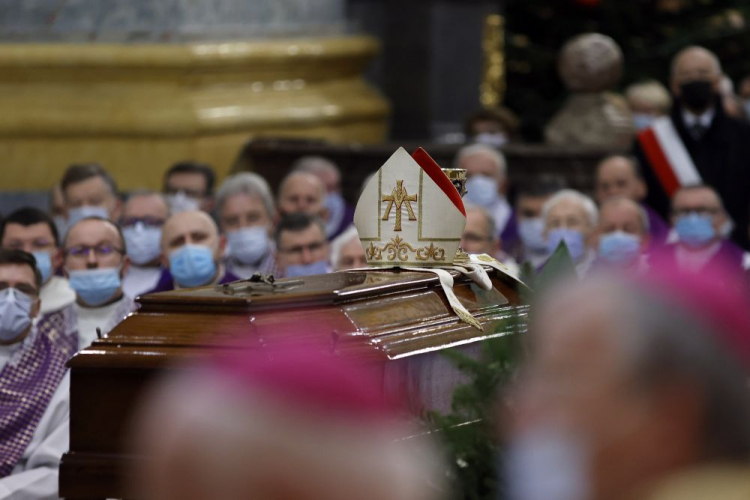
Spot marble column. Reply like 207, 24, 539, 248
0, 0, 388, 190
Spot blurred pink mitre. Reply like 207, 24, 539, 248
131, 345, 445, 500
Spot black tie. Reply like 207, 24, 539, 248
690, 123, 706, 140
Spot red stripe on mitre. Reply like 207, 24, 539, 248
637, 128, 680, 197
410, 147, 466, 217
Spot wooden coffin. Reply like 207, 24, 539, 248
59, 266, 528, 499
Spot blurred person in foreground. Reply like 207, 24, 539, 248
594, 197, 650, 271
120, 191, 170, 298
0, 249, 76, 499
162, 161, 216, 214
665, 184, 747, 274
634, 46, 750, 249
595, 155, 670, 247
330, 225, 367, 271
455, 144, 518, 250
541, 189, 598, 275
625, 80, 672, 131
461, 205, 519, 275
150, 210, 237, 292
505, 262, 750, 500
131, 346, 445, 500
215, 173, 276, 279
512, 176, 567, 268
64, 218, 134, 348
60, 163, 122, 227
293, 155, 354, 240
274, 213, 330, 278
0, 207, 76, 318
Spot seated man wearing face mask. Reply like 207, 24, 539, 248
120, 191, 170, 298
594, 155, 670, 248
292, 156, 354, 240
513, 176, 566, 268
541, 189, 599, 276
0, 249, 77, 499
274, 213, 331, 278
64, 217, 135, 348
455, 144, 519, 252
215, 173, 277, 279
625, 80, 672, 131
463, 106, 518, 147
150, 210, 239, 292
330, 225, 367, 271
664, 184, 747, 273
595, 197, 650, 270
60, 163, 122, 228
162, 161, 216, 214
461, 204, 519, 275
634, 46, 750, 249
0, 207, 76, 319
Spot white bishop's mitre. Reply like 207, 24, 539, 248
354, 147, 466, 267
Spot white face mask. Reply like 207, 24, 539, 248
67, 206, 110, 227
226, 226, 270, 265
166, 191, 201, 214
473, 132, 509, 148
0, 288, 35, 343
504, 427, 591, 500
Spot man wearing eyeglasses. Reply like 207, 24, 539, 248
0, 207, 76, 319
460, 204, 519, 275
665, 184, 748, 273
274, 213, 331, 278
120, 191, 170, 298
0, 248, 77, 499
63, 217, 134, 348
149, 210, 238, 292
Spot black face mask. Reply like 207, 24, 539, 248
679, 80, 715, 112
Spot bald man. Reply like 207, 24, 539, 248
277, 171, 328, 222
634, 46, 750, 249
595, 155, 669, 246
148, 210, 239, 292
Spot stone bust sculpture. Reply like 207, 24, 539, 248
545, 33, 634, 148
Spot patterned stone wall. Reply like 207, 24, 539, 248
0, 0, 345, 41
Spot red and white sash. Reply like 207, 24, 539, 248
637, 117, 703, 196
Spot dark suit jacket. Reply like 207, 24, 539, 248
634, 102, 750, 249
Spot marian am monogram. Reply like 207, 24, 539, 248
381, 180, 417, 231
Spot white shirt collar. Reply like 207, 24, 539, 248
682, 107, 715, 129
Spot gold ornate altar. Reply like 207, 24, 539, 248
0, 36, 389, 191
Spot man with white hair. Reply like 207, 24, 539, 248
634, 45, 750, 249
625, 80, 672, 131
293, 156, 354, 240
541, 189, 598, 274
455, 144, 518, 250
595, 197, 650, 269
215, 173, 277, 279
461, 205, 519, 275
330, 225, 366, 271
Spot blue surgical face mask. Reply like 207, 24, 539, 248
285, 259, 329, 278
675, 213, 716, 248
67, 206, 110, 228
123, 223, 162, 266
324, 192, 347, 237
227, 226, 270, 265
518, 217, 546, 252
169, 244, 217, 288
68, 267, 122, 307
473, 132, 508, 148
598, 230, 642, 265
464, 175, 500, 208
547, 228, 586, 262
0, 288, 35, 343
32, 251, 53, 284
632, 113, 655, 132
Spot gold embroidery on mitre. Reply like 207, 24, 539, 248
365, 242, 383, 260
383, 236, 417, 261
416, 242, 446, 261
381, 180, 418, 231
